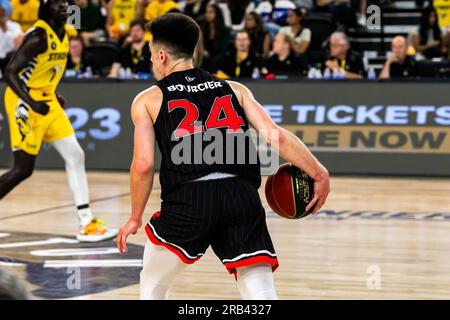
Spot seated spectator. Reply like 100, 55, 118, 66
255, 0, 296, 27
265, 32, 308, 77
10, 0, 39, 32
107, 0, 138, 41
109, 20, 151, 78
315, 0, 357, 29
216, 30, 263, 78
0, 4, 23, 76
244, 12, 271, 60
183, 0, 209, 22
279, 8, 311, 54
140, 0, 179, 22
66, 36, 99, 76
323, 31, 366, 78
409, 7, 448, 59
74, 0, 107, 46
200, 4, 231, 68
380, 36, 418, 79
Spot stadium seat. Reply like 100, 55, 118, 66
303, 14, 336, 64
83, 42, 120, 77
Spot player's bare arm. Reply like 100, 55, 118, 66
228, 80, 330, 213
117, 86, 162, 253
4, 28, 50, 115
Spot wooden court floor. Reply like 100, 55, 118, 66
0, 170, 449, 300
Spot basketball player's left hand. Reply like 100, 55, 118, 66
306, 171, 330, 215
117, 218, 142, 253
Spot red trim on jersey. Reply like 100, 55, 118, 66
224, 255, 279, 280
144, 224, 201, 265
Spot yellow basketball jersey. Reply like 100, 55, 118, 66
434, 0, 450, 28
20, 20, 69, 93
10, 0, 40, 32
112, 0, 137, 33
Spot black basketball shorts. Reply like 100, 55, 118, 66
145, 176, 279, 277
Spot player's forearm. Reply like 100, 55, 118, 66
130, 161, 154, 221
4, 69, 36, 107
276, 127, 329, 181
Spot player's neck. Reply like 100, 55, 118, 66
165, 59, 195, 77
47, 19, 66, 39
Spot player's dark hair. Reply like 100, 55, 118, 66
146, 13, 200, 59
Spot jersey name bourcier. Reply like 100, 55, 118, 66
166, 80, 223, 93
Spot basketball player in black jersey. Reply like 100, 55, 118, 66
117, 13, 330, 299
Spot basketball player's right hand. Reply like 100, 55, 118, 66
31, 101, 50, 116
117, 218, 142, 254
306, 170, 330, 215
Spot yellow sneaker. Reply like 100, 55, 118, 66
77, 218, 118, 242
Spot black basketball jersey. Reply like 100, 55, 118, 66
154, 67, 261, 198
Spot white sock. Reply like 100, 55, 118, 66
77, 205, 94, 226
52, 135, 92, 226
236, 263, 278, 300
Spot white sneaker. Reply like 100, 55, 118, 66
77, 218, 118, 242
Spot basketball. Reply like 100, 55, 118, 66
265, 163, 315, 219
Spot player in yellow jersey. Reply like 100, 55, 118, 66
1, 0, 118, 242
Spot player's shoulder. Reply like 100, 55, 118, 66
226, 80, 252, 104
131, 85, 163, 120
133, 85, 163, 106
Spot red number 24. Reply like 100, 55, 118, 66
168, 94, 245, 138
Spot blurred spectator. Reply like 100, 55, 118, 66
0, 268, 30, 300
323, 31, 365, 78
0, 0, 11, 17
0, 4, 23, 76
380, 36, 418, 79
216, 30, 263, 78
244, 12, 272, 60
109, 20, 151, 78
201, 4, 231, 67
255, 0, 296, 26
315, 0, 357, 29
226, 0, 256, 30
74, 0, 107, 45
409, 7, 448, 59
107, 0, 138, 41
279, 8, 311, 54
265, 32, 308, 77
139, 0, 179, 22
183, 0, 209, 22
66, 36, 99, 76
10, 0, 39, 32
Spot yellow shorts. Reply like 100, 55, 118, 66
4, 87, 75, 156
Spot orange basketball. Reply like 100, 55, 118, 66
265, 163, 315, 219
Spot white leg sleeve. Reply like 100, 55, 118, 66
51, 135, 90, 207
140, 240, 187, 300
236, 263, 278, 300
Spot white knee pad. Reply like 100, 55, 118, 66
236, 263, 278, 300
140, 240, 187, 300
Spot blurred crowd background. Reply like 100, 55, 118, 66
1, 0, 450, 80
